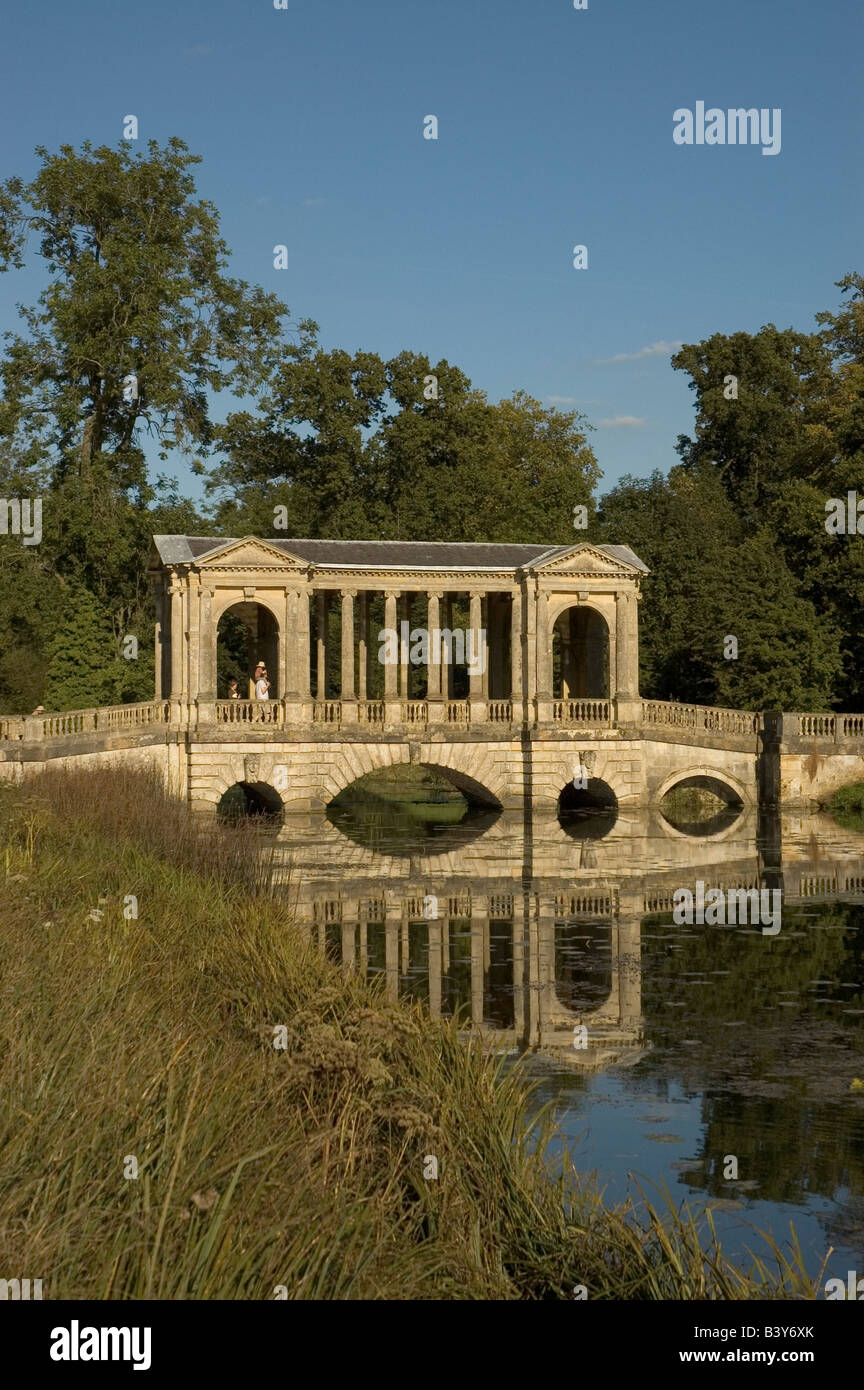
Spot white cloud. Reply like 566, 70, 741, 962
597, 415, 647, 429
596, 340, 683, 364
546, 395, 578, 405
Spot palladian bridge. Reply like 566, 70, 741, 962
1, 534, 864, 812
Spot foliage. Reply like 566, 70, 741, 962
0, 768, 819, 1299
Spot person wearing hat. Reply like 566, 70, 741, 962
253, 662, 270, 700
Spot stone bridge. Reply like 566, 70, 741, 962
0, 534, 862, 812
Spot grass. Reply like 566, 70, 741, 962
825, 781, 864, 830
0, 767, 821, 1300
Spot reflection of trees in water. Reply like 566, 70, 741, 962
639, 904, 864, 1205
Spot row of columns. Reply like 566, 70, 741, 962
312, 894, 643, 1047
156, 574, 640, 716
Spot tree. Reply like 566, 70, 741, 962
0, 137, 295, 709
597, 466, 842, 709
45, 582, 126, 711
208, 346, 600, 542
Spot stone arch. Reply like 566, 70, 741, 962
319, 744, 504, 811
654, 766, 750, 808
217, 780, 284, 823
549, 602, 610, 700
214, 597, 281, 700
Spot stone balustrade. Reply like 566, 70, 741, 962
641, 699, 759, 736
4, 696, 864, 751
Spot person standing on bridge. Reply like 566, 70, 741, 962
254, 662, 270, 700
228, 679, 240, 699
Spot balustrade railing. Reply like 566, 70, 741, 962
215, 699, 283, 726
552, 699, 611, 725
96, 700, 171, 731
357, 700, 385, 725
642, 700, 759, 736
313, 701, 342, 725
13, 695, 864, 746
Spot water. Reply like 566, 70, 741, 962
264, 789, 864, 1282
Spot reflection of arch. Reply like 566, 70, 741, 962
557, 777, 618, 839
216, 600, 280, 699
217, 780, 284, 824
552, 604, 610, 699
554, 919, 613, 1014
656, 770, 747, 838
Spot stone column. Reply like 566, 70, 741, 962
186, 572, 199, 713
427, 916, 442, 1019
340, 589, 357, 721
284, 589, 304, 723
279, 589, 291, 703
383, 590, 400, 728
524, 577, 538, 726
536, 589, 553, 723
510, 585, 523, 724
196, 584, 216, 724
426, 590, 444, 723
470, 905, 485, 1027
442, 595, 452, 699
316, 591, 327, 702
399, 594, 411, 703
615, 589, 641, 725
297, 586, 312, 718
469, 591, 486, 723
385, 896, 400, 1002
358, 593, 368, 702
168, 575, 184, 722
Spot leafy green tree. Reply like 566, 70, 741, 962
671, 326, 835, 519
209, 346, 599, 542
598, 467, 841, 709
0, 137, 296, 708
45, 582, 126, 711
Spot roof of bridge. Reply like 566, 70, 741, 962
151, 536, 649, 573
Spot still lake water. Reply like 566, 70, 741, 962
266, 789, 864, 1283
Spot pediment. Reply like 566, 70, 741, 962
196, 536, 305, 570
534, 544, 642, 576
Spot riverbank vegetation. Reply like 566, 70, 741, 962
0, 767, 818, 1299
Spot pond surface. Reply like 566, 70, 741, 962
265, 787, 864, 1283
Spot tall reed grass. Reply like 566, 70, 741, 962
0, 767, 818, 1299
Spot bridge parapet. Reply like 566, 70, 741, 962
781, 712, 864, 744
642, 699, 761, 738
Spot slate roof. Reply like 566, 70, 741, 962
151, 536, 649, 573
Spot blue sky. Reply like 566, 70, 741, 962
1, 0, 861, 509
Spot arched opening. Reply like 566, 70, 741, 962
557, 777, 618, 839
326, 763, 500, 852
555, 919, 613, 1013
553, 606, 610, 700
659, 775, 743, 836
217, 602, 280, 700
217, 781, 284, 826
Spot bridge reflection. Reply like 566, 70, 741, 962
263, 805, 864, 1069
